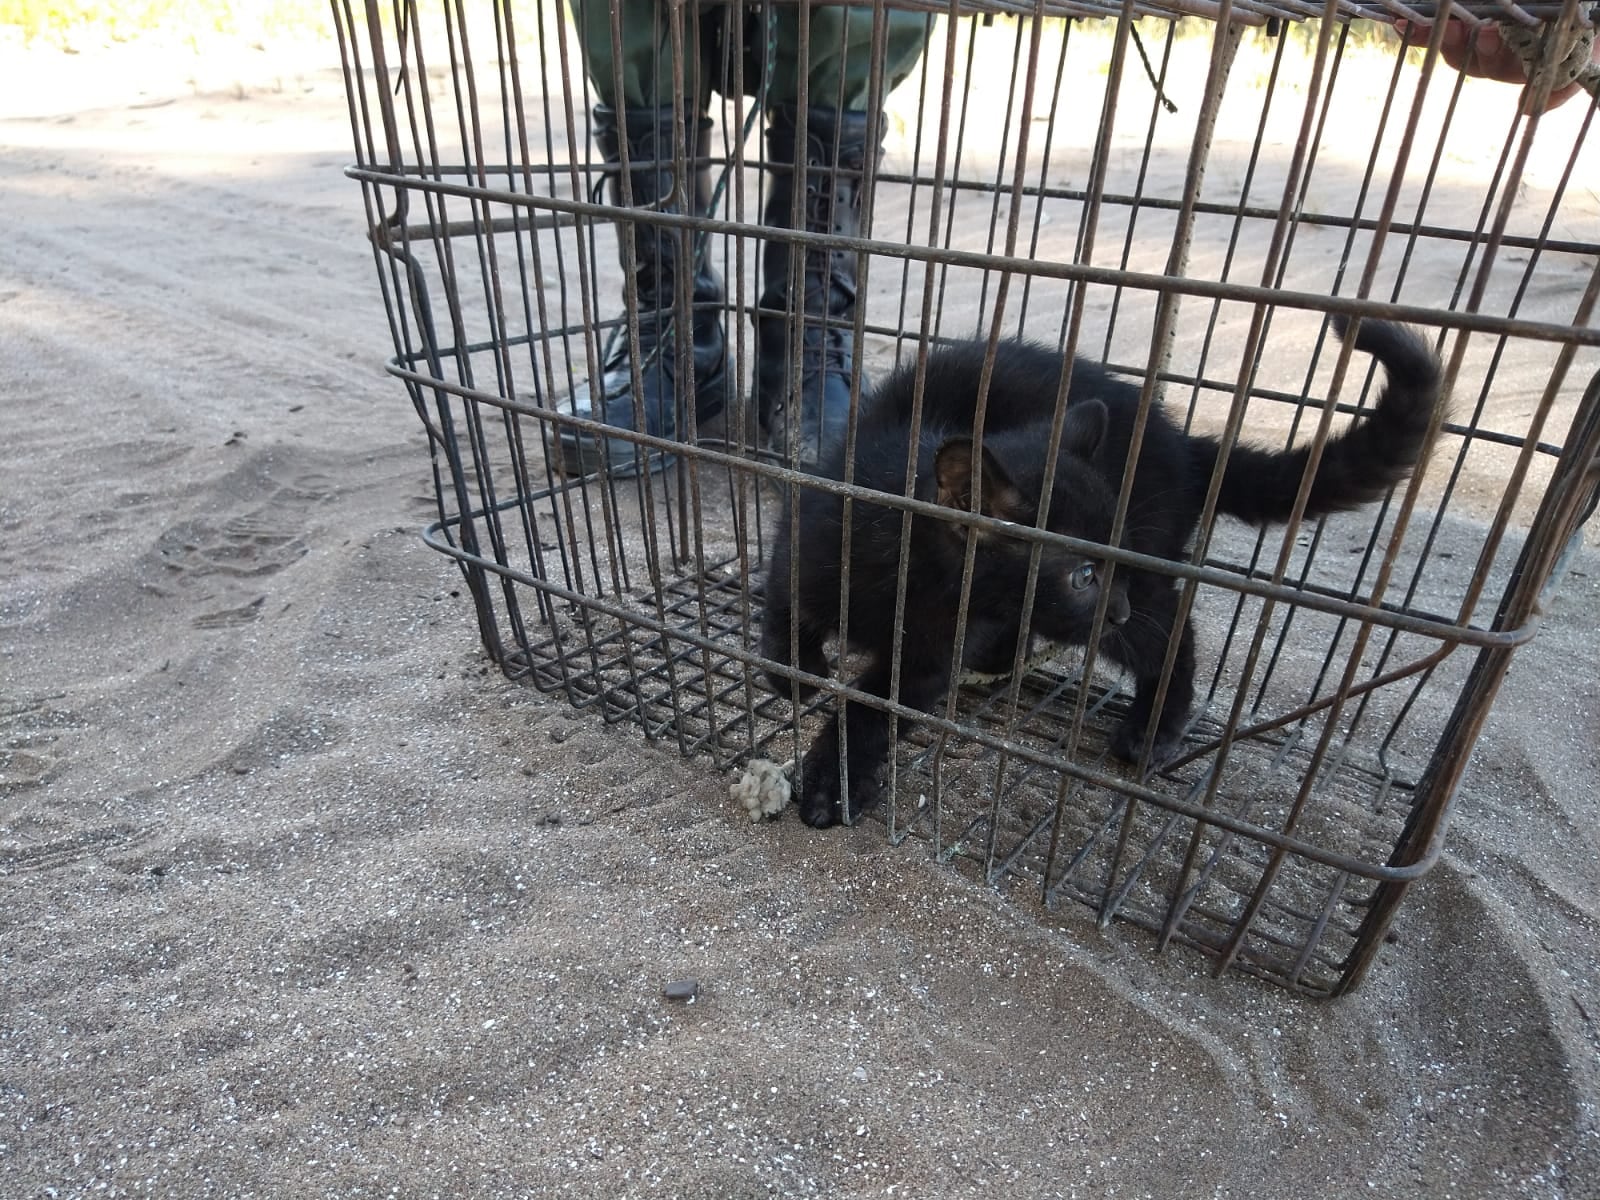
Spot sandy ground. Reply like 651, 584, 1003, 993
3, 21, 1600, 1199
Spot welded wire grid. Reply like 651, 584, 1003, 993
333, 0, 1600, 994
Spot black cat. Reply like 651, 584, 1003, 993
760, 317, 1443, 828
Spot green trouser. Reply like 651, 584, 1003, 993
566, 0, 932, 111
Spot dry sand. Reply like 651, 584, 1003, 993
3, 25, 1600, 1199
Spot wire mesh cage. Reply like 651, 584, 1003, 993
331, 0, 1600, 996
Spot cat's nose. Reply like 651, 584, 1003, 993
1107, 590, 1130, 626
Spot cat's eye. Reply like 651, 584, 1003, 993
1069, 563, 1096, 591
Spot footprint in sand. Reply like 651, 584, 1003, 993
274, 472, 339, 503
0, 695, 86, 791
155, 505, 309, 629
2, 824, 149, 873
156, 512, 308, 580
191, 595, 269, 629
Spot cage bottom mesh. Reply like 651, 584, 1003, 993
471, 546, 1420, 997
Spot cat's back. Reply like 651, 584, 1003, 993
865, 338, 1133, 439
817, 336, 1163, 502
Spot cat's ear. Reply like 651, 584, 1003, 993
934, 438, 1029, 523
1062, 399, 1108, 458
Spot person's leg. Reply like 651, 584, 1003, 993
754, 6, 933, 468
570, 0, 726, 108
559, 0, 731, 476
762, 5, 931, 112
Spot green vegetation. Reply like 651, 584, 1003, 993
0, 0, 333, 46
1, 2, 1413, 70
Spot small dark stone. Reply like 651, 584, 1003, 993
540, 813, 562, 827
148, 865, 165, 878
549, 726, 573, 743
663, 978, 699, 1003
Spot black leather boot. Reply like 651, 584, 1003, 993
559, 104, 731, 478
754, 106, 882, 470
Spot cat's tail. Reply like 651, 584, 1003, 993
1201, 316, 1444, 526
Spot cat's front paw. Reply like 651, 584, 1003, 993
797, 741, 885, 828
1110, 716, 1184, 769
796, 744, 843, 828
